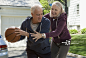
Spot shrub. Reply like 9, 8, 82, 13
69, 29, 78, 34
44, 10, 50, 15
81, 28, 86, 34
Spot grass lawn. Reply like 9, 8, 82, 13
69, 34, 86, 56
49, 34, 86, 56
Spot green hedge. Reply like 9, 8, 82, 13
69, 29, 78, 34
81, 28, 86, 34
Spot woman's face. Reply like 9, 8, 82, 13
51, 4, 61, 17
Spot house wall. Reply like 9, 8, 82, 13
0, 6, 31, 16
0, 6, 31, 47
68, 0, 80, 30
0, 0, 42, 47
80, 0, 86, 29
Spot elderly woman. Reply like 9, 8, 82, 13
31, 1, 71, 58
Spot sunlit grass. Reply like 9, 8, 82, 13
69, 34, 86, 56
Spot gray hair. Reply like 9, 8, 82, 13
52, 1, 65, 14
50, 1, 65, 17
31, 4, 42, 13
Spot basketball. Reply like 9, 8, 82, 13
5, 28, 20, 43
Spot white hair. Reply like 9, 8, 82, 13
50, 1, 65, 17
31, 4, 42, 13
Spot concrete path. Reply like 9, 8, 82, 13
8, 47, 76, 58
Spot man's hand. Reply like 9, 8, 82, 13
15, 27, 29, 37
30, 31, 42, 42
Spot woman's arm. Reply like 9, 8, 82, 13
46, 19, 66, 38
31, 13, 67, 41
46, 13, 67, 38
30, 18, 50, 42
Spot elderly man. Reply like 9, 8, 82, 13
15, 5, 51, 58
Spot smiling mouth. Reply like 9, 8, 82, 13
52, 13, 56, 15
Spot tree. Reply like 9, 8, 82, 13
39, 0, 66, 15
40, 0, 51, 15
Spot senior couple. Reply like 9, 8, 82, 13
15, 1, 71, 58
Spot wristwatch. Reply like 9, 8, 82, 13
42, 33, 46, 38
42, 33, 44, 38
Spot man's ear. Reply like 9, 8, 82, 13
31, 13, 33, 16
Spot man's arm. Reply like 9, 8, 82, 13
15, 21, 29, 41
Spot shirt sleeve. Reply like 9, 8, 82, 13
45, 14, 67, 38
19, 21, 26, 40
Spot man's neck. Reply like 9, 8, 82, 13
32, 19, 39, 24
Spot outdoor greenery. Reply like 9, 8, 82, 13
69, 29, 78, 34
49, 34, 86, 56
69, 34, 86, 56
39, 0, 64, 15
40, 0, 51, 15
81, 28, 86, 34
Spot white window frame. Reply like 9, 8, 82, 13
76, 4, 79, 15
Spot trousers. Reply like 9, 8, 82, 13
26, 49, 51, 58
51, 40, 70, 58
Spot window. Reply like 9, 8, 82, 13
77, 4, 79, 14
77, 25, 80, 30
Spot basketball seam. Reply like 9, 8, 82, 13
10, 34, 17, 42
6, 32, 15, 37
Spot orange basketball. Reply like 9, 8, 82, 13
5, 28, 20, 43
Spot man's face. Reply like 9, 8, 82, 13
31, 8, 43, 24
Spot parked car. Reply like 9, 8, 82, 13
0, 35, 8, 58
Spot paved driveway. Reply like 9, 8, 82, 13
8, 47, 76, 58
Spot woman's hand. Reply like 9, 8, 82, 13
15, 27, 29, 37
30, 31, 42, 42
